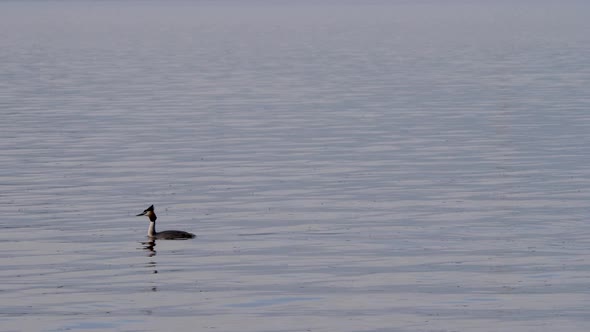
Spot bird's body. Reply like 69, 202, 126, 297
137, 205, 195, 240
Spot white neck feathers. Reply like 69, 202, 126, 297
148, 221, 156, 237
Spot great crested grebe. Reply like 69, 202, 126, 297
136, 205, 195, 239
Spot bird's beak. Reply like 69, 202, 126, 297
137, 211, 147, 216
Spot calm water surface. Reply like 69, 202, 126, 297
1, 1, 590, 331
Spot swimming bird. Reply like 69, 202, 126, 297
136, 205, 195, 239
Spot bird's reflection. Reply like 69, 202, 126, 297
141, 239, 157, 257
139, 240, 159, 275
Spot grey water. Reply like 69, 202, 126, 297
1, 1, 590, 331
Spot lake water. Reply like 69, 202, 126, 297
1, 1, 590, 331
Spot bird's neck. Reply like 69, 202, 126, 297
148, 221, 156, 237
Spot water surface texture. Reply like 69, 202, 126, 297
1, 1, 590, 331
